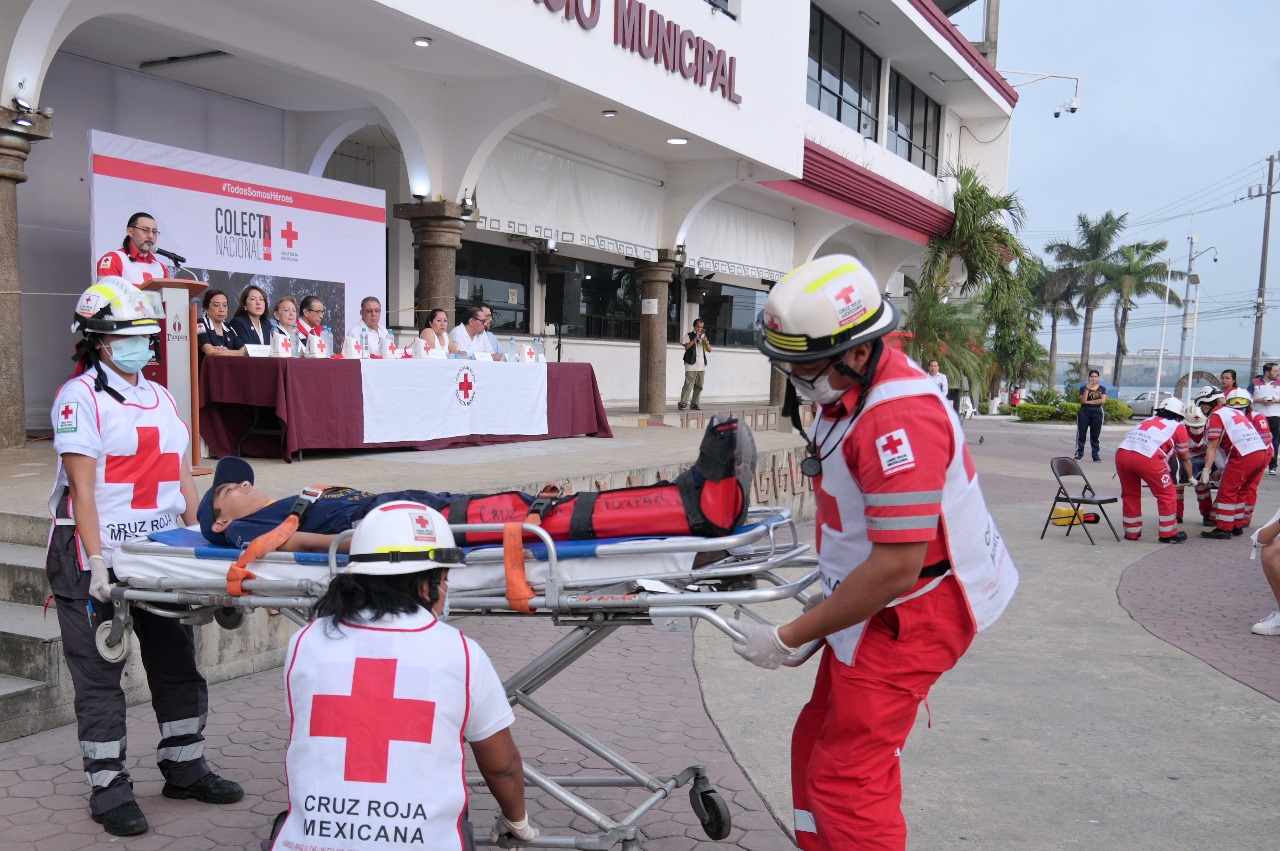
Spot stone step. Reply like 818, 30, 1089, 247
0, 599, 64, 684
0, 511, 50, 548
0, 542, 51, 607
0, 672, 60, 744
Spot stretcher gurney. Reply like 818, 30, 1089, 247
103, 508, 820, 849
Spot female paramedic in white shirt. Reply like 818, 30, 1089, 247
269, 502, 536, 851
48, 277, 242, 837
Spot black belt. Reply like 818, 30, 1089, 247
920, 560, 951, 578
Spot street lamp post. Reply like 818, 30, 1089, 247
1186, 273, 1202, 407
1154, 259, 1173, 401
1176, 240, 1219, 407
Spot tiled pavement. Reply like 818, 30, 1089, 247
0, 614, 795, 850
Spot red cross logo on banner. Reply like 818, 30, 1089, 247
835, 285, 857, 306
1138, 419, 1165, 432
880, 433, 904, 455
310, 658, 436, 783
104, 427, 181, 509
455, 367, 477, 406
281, 221, 299, 248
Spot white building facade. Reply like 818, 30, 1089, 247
2, 0, 1015, 432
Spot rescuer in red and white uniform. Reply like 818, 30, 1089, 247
1200, 387, 1269, 539
270, 502, 535, 851
1115, 396, 1193, 542
733, 254, 1018, 851
1176, 402, 1213, 525
1238, 388, 1272, 527
47, 277, 242, 837
95, 212, 169, 285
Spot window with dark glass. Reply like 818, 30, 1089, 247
699, 282, 769, 348
886, 70, 941, 176
551, 260, 679, 344
807, 5, 880, 140
452, 240, 530, 334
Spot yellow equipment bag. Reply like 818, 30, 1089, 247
1051, 506, 1099, 526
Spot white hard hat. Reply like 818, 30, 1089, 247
1155, 396, 1184, 418
1184, 406, 1208, 429
73, 276, 163, 336
344, 503, 464, 577
1224, 388, 1253, 409
756, 254, 898, 362
1194, 385, 1224, 406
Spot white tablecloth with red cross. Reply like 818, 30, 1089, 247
360, 359, 549, 444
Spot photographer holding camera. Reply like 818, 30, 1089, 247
679, 318, 712, 411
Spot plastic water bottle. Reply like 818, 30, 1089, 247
360, 326, 369, 359
534, 336, 544, 358
508, 336, 516, 361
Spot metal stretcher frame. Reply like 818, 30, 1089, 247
99, 508, 820, 849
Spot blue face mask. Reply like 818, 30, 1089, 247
108, 336, 153, 373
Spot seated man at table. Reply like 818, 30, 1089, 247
197, 456, 458, 552
450, 305, 498, 358
296, 295, 325, 338
346, 296, 390, 348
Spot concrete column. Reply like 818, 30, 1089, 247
635, 250, 678, 415
392, 200, 465, 328
0, 109, 51, 449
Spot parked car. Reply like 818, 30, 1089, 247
1127, 391, 1171, 418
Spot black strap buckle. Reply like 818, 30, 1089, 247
289, 485, 329, 521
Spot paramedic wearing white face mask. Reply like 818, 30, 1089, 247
46, 277, 243, 837
268, 503, 535, 851
740, 254, 1018, 851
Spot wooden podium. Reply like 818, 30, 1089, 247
140, 278, 208, 472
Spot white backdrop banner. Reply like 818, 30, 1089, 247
361, 360, 549, 443
88, 130, 386, 337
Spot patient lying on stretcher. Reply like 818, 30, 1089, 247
197, 417, 756, 554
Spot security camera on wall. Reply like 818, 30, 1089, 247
1053, 106, 1062, 118
1068, 98, 1080, 113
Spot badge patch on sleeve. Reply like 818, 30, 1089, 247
56, 402, 78, 434
876, 429, 914, 475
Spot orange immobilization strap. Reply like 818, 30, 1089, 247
226, 514, 299, 596
502, 522, 536, 614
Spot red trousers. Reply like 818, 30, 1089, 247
791, 576, 975, 851
1116, 449, 1178, 538
1217, 451, 1268, 531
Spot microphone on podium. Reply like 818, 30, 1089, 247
155, 248, 187, 265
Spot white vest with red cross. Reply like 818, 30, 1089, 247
96, 248, 168, 285
1118, 416, 1184, 460
48, 375, 188, 567
274, 612, 476, 851
811, 372, 1018, 667
1214, 408, 1268, 457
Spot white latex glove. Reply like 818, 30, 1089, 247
491, 814, 538, 843
87, 555, 113, 603
1198, 469, 1212, 487
732, 621, 796, 670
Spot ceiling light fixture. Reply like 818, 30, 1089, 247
601, 109, 618, 118
928, 72, 947, 85
12, 96, 33, 112
667, 137, 689, 145
13, 116, 32, 127
858, 10, 880, 27
412, 36, 432, 47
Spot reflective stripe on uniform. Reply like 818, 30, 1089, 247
80, 738, 124, 760
794, 809, 817, 834
86, 769, 121, 789
863, 490, 944, 507
159, 714, 206, 739
157, 742, 205, 763
865, 514, 937, 531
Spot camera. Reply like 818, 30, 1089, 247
1053, 107, 1062, 118
1068, 98, 1080, 113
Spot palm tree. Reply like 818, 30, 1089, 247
1094, 240, 1184, 388
981, 260, 1049, 397
1045, 211, 1128, 375
919, 164, 1027, 297
898, 275, 987, 396
1028, 256, 1080, 390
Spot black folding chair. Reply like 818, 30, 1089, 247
1040, 456, 1121, 545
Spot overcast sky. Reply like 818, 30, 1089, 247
953, 0, 1280, 364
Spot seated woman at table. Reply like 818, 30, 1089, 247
419, 307, 459, 354
198, 289, 245, 364
270, 296, 298, 337
228, 284, 270, 345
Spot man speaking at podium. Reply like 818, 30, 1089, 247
96, 212, 170, 285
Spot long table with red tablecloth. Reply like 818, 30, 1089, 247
199, 357, 612, 461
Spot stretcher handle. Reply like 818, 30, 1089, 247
649, 605, 822, 668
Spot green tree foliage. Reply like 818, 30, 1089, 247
1045, 211, 1128, 375
897, 275, 986, 397
1094, 241, 1184, 388
919, 165, 1026, 296
1028, 256, 1080, 390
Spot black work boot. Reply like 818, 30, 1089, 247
92, 801, 149, 836
162, 772, 244, 804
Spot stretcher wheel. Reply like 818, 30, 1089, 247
690, 788, 731, 840
95, 621, 131, 664
213, 606, 245, 630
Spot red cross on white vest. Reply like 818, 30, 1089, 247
310, 657, 436, 783
103, 427, 182, 510
1138, 419, 1165, 432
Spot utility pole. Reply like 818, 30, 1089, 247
1176, 235, 1198, 405
1249, 153, 1278, 380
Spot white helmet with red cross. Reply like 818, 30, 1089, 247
72, 276, 163, 336
756, 254, 898, 363
345, 502, 465, 577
